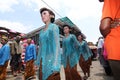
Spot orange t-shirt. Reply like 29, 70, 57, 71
102, 0, 120, 60
102, 0, 120, 20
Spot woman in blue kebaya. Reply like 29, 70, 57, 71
24, 38, 36, 80
77, 33, 92, 80
0, 36, 10, 80
62, 25, 81, 80
35, 7, 61, 80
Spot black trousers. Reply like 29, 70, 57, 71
109, 60, 120, 80
10, 54, 21, 71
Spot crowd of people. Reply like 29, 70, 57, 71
0, 7, 92, 80
97, 37, 112, 76
35, 7, 93, 80
0, 0, 120, 80
0, 36, 37, 80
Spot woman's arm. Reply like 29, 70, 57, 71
99, 16, 112, 38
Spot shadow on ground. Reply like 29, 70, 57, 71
94, 72, 113, 80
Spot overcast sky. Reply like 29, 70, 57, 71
0, 0, 103, 44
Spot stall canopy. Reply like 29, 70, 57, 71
60, 17, 75, 27
0, 27, 22, 39
54, 17, 86, 39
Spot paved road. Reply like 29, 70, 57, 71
6, 59, 113, 80
78, 59, 113, 80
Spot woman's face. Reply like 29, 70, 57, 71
63, 26, 70, 34
41, 11, 51, 23
1, 39, 6, 45
27, 39, 31, 44
78, 35, 82, 41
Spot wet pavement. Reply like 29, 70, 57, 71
6, 59, 114, 80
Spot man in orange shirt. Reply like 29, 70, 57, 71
99, 0, 120, 80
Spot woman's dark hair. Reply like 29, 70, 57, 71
50, 12, 55, 23
77, 32, 84, 40
99, 0, 104, 2
63, 24, 72, 33
40, 7, 55, 23
63, 24, 72, 29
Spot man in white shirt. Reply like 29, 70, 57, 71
97, 37, 104, 64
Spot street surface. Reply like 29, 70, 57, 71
6, 59, 114, 80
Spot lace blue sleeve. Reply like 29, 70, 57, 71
61, 39, 67, 67
84, 42, 93, 58
52, 25, 61, 71
69, 34, 80, 68
35, 31, 42, 67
